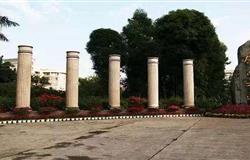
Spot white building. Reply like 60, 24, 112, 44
3, 58, 18, 70
3, 58, 66, 91
3, 58, 34, 72
34, 69, 66, 91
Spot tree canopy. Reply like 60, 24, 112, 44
155, 9, 228, 99
86, 9, 228, 103
86, 28, 126, 96
122, 9, 156, 97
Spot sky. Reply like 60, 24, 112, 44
1, 0, 250, 77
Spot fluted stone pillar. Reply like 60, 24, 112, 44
148, 57, 159, 108
109, 54, 120, 108
16, 45, 33, 110
66, 51, 79, 109
183, 59, 195, 108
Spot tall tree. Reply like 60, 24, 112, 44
0, 16, 19, 41
86, 28, 126, 96
154, 9, 228, 99
122, 9, 156, 97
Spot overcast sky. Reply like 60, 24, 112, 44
1, 0, 250, 77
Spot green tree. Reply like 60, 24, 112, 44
122, 9, 156, 97
0, 16, 19, 41
154, 9, 228, 99
0, 56, 16, 83
86, 28, 126, 96
79, 76, 104, 97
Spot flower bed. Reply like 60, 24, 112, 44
0, 95, 204, 120
204, 104, 250, 118
0, 107, 202, 121
215, 104, 250, 114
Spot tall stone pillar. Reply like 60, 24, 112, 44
66, 51, 79, 109
109, 54, 120, 108
15, 45, 33, 110
148, 57, 159, 108
183, 59, 195, 108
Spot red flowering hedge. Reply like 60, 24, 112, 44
166, 105, 181, 112
128, 96, 146, 106
185, 107, 200, 114
109, 108, 122, 114
126, 96, 147, 114
215, 104, 250, 114
90, 105, 103, 113
38, 93, 64, 111
127, 106, 145, 114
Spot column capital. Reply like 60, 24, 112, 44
18, 45, 33, 54
109, 54, 120, 61
67, 51, 80, 58
183, 59, 193, 65
148, 57, 159, 64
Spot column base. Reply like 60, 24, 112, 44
65, 107, 80, 114
184, 105, 195, 109
110, 106, 120, 109
13, 107, 32, 115
109, 108, 122, 114
148, 106, 159, 109
146, 107, 159, 113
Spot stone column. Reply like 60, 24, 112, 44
183, 59, 195, 108
148, 57, 159, 108
16, 45, 33, 110
109, 54, 120, 108
66, 51, 79, 109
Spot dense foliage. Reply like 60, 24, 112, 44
122, 9, 156, 97
79, 76, 104, 97
155, 9, 228, 100
86, 28, 126, 96
86, 9, 229, 105
215, 104, 250, 114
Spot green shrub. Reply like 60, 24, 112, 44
0, 96, 15, 111
79, 96, 109, 110
121, 98, 129, 110
79, 76, 106, 97
160, 96, 183, 109
31, 97, 41, 111
0, 82, 16, 97
31, 86, 65, 97
101, 100, 110, 110
195, 96, 221, 112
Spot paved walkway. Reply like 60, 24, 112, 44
0, 117, 250, 160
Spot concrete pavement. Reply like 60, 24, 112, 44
0, 117, 249, 160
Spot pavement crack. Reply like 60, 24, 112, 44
147, 118, 201, 160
